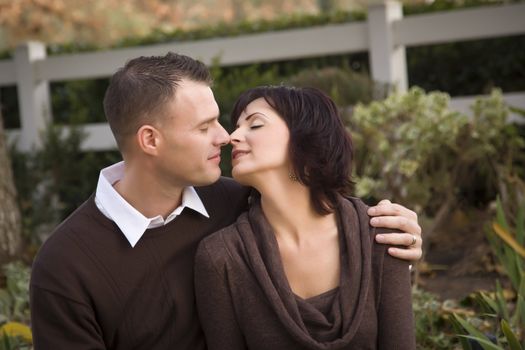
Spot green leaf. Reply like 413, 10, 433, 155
496, 197, 509, 232
450, 315, 473, 350
492, 222, 525, 259
478, 292, 499, 313
517, 203, 524, 246
454, 314, 498, 350
501, 319, 522, 350
495, 281, 510, 320
516, 291, 525, 331
458, 335, 502, 350
511, 277, 525, 326
1, 333, 11, 350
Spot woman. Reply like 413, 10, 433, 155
194, 86, 416, 349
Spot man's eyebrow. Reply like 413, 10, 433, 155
195, 115, 220, 127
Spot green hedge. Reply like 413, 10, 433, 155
407, 35, 525, 96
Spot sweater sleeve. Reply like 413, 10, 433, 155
30, 284, 106, 350
376, 252, 416, 349
194, 239, 247, 350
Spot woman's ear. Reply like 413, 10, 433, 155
136, 125, 161, 156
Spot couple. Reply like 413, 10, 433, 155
30, 53, 419, 349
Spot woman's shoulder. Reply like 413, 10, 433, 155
196, 212, 249, 267
343, 195, 402, 237
342, 196, 391, 259
343, 196, 370, 214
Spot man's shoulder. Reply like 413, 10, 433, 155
32, 196, 109, 277
30, 195, 124, 303
43, 195, 107, 243
195, 177, 250, 218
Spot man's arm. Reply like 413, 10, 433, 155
30, 284, 106, 350
30, 231, 107, 350
367, 199, 422, 261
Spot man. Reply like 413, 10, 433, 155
30, 53, 422, 349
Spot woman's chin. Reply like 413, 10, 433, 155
231, 169, 254, 186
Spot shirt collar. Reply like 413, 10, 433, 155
94, 161, 209, 247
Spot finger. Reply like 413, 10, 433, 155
376, 199, 392, 206
387, 246, 422, 261
376, 233, 420, 247
368, 202, 417, 220
370, 216, 422, 236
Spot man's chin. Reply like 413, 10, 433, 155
194, 170, 222, 186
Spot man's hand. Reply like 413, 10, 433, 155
367, 199, 422, 261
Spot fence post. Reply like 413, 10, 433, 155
14, 41, 51, 151
368, 1, 408, 92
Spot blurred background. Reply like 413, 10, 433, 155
0, 0, 524, 349
0, 0, 445, 50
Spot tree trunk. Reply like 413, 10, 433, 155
0, 111, 22, 265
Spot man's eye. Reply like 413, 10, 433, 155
199, 127, 209, 132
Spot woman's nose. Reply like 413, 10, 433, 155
230, 128, 243, 144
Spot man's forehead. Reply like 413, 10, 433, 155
168, 84, 219, 127
176, 79, 212, 97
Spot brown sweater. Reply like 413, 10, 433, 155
195, 195, 416, 350
30, 177, 249, 350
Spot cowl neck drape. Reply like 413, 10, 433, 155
235, 195, 372, 350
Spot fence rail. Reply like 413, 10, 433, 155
1, 1, 524, 151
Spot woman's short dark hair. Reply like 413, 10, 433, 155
231, 85, 354, 215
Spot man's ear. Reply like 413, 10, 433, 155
136, 125, 161, 156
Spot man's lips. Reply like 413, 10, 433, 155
232, 150, 250, 160
208, 152, 221, 161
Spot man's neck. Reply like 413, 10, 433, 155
114, 163, 184, 219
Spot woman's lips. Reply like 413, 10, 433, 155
232, 150, 249, 160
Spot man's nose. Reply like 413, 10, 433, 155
215, 125, 230, 146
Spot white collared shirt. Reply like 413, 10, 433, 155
94, 161, 209, 247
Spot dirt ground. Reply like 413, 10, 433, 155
416, 208, 504, 301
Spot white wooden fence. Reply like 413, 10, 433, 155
1, 1, 524, 151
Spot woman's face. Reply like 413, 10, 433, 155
230, 98, 291, 184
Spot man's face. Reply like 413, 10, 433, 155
156, 79, 229, 187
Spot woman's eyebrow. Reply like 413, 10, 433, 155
236, 112, 268, 127
245, 112, 268, 121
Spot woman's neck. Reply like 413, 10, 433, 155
254, 173, 337, 245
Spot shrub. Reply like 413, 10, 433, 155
349, 88, 525, 240
10, 123, 121, 244
412, 287, 460, 349
0, 262, 30, 325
